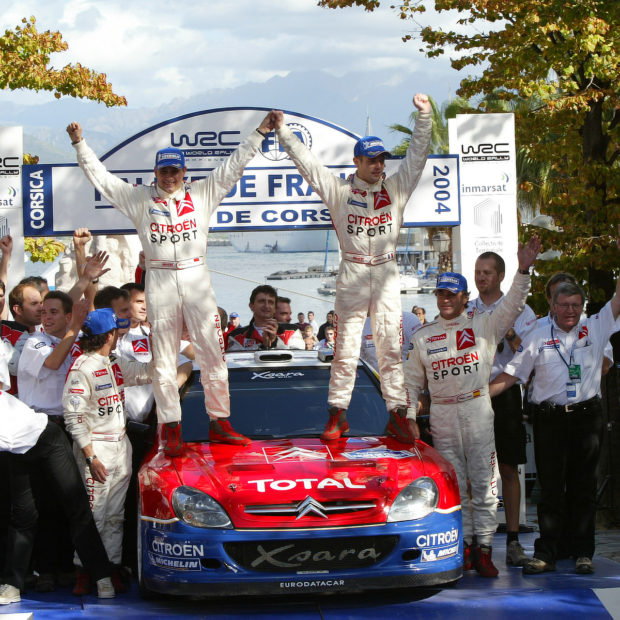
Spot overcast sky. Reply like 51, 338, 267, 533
2, 0, 468, 108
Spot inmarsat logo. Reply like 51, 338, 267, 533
0, 186, 17, 208
260, 123, 312, 161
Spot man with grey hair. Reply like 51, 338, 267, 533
491, 247, 620, 576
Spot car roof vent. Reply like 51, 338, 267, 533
253, 351, 293, 363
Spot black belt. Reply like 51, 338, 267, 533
535, 396, 601, 414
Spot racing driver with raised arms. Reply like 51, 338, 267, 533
67, 114, 277, 455
404, 235, 541, 578
272, 93, 432, 441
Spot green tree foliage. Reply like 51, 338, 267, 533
0, 16, 126, 106
24, 238, 66, 263
319, 0, 619, 307
1, 16, 127, 262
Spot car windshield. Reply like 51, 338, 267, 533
180, 365, 389, 442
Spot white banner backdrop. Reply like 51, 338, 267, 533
0, 126, 24, 288
449, 113, 518, 289
449, 113, 524, 525
22, 107, 459, 237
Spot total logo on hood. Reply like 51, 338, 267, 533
248, 478, 366, 493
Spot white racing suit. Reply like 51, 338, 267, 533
63, 351, 151, 565
74, 131, 264, 424
404, 272, 530, 546
277, 113, 431, 412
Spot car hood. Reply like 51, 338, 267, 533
166, 437, 458, 529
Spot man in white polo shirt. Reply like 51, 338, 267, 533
17, 291, 89, 591
467, 251, 537, 568
490, 250, 620, 575
18, 292, 89, 421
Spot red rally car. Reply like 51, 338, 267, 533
138, 350, 462, 597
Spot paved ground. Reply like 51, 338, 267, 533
2, 499, 619, 618
1, 529, 619, 619
596, 530, 620, 564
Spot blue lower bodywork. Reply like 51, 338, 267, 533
139, 509, 463, 597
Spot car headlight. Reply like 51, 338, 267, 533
387, 477, 439, 522
172, 486, 232, 529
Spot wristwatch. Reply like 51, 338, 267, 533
518, 268, 530, 275
86, 455, 98, 465
505, 330, 517, 342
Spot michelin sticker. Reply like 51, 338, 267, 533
343, 447, 414, 460
421, 544, 459, 562
148, 537, 204, 571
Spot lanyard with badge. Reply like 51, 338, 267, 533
551, 324, 581, 399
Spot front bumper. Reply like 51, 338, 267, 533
140, 509, 463, 597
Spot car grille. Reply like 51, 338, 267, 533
224, 535, 398, 572
244, 498, 376, 519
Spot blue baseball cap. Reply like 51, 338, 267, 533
435, 272, 468, 294
83, 308, 130, 335
154, 147, 185, 170
230, 312, 239, 318
354, 136, 392, 159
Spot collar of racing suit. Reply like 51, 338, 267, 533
85, 351, 111, 365
152, 183, 188, 202
437, 310, 470, 330
350, 173, 384, 194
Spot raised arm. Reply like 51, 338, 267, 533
274, 110, 343, 209
43, 299, 89, 370
489, 235, 541, 341
67, 251, 110, 307
73, 228, 91, 278
387, 93, 432, 201
67, 121, 142, 219
195, 112, 274, 219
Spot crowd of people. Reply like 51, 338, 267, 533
0, 96, 618, 607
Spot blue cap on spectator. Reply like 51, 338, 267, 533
154, 147, 185, 170
435, 272, 468, 294
230, 312, 239, 318
354, 136, 392, 159
83, 308, 130, 335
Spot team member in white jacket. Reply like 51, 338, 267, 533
67, 114, 276, 454
404, 236, 541, 578
63, 308, 152, 594
273, 94, 432, 441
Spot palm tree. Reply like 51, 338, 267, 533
390, 96, 469, 156
390, 95, 469, 272
391, 93, 556, 223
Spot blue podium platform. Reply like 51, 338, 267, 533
1, 533, 619, 619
